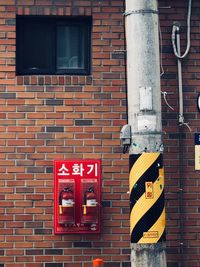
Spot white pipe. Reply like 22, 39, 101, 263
171, 0, 192, 130
172, 0, 192, 59
176, 28, 184, 125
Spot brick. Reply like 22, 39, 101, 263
17, 0, 34, 5
73, 242, 92, 248
17, 92, 35, 98
64, 86, 82, 92
45, 249, 63, 255
75, 120, 92, 126
34, 229, 52, 235
46, 126, 64, 132
26, 249, 43, 255
0, 92, 16, 99
45, 264, 63, 267
25, 222, 43, 228
46, 99, 63, 106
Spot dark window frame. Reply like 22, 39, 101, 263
16, 15, 91, 76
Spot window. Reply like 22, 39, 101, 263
16, 16, 91, 75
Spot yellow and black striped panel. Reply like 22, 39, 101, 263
129, 152, 166, 243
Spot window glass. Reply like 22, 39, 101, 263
20, 21, 53, 73
16, 16, 91, 75
57, 25, 83, 70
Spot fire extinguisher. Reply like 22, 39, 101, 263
83, 187, 97, 216
59, 187, 74, 214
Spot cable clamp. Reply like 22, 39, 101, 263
124, 9, 158, 17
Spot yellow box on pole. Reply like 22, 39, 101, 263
129, 153, 165, 244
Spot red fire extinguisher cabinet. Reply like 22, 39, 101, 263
54, 159, 101, 234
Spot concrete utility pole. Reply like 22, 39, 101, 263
124, 0, 167, 266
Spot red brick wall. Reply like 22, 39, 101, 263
0, 0, 200, 266
0, 1, 130, 267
